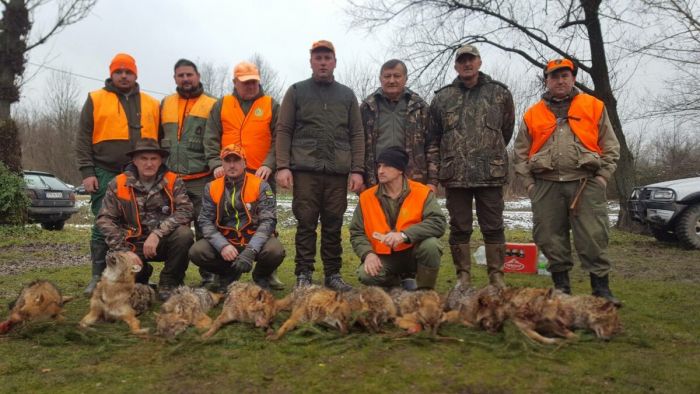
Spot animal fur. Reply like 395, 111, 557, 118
202, 282, 278, 339
442, 285, 505, 333
0, 280, 73, 334
342, 286, 396, 332
551, 293, 622, 340
156, 287, 222, 338
268, 285, 352, 340
79, 251, 149, 335
130, 284, 156, 316
391, 289, 444, 335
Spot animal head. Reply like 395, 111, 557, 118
8, 280, 66, 323
103, 251, 142, 283
475, 289, 507, 333
588, 301, 622, 340
249, 287, 278, 328
414, 291, 444, 335
323, 291, 353, 334
155, 312, 190, 339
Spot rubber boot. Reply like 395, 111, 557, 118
590, 273, 622, 307
84, 240, 108, 296
450, 244, 472, 289
266, 269, 285, 290
551, 271, 571, 294
415, 264, 439, 290
485, 243, 507, 289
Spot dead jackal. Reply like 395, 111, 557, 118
202, 282, 278, 339
1, 280, 73, 334
156, 287, 223, 339
554, 293, 622, 340
342, 286, 396, 333
391, 289, 444, 335
442, 285, 505, 333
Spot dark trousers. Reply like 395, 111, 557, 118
291, 171, 348, 277
189, 236, 285, 279
445, 186, 506, 245
183, 175, 213, 241
133, 225, 194, 286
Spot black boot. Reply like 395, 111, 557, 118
84, 240, 108, 296
198, 267, 218, 289
590, 273, 622, 307
135, 263, 154, 285
551, 271, 571, 295
324, 273, 353, 292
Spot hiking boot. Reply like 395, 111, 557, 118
590, 273, 622, 307
135, 263, 154, 285
253, 275, 273, 291
485, 243, 507, 289
198, 268, 217, 288
158, 285, 175, 302
400, 278, 418, 291
450, 244, 472, 289
295, 271, 313, 288
552, 271, 572, 294
266, 270, 285, 290
215, 271, 242, 294
324, 274, 353, 292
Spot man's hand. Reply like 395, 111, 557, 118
348, 173, 364, 193
428, 184, 438, 194
594, 176, 607, 188
82, 176, 99, 194
276, 169, 293, 189
143, 233, 160, 259
255, 166, 272, 181
383, 231, 406, 249
363, 253, 383, 277
231, 248, 256, 273
213, 166, 225, 179
220, 245, 239, 262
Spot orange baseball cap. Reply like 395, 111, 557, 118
233, 61, 260, 82
220, 144, 246, 160
110, 53, 138, 76
310, 40, 335, 54
544, 59, 575, 75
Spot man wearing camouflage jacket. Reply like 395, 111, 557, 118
428, 44, 515, 290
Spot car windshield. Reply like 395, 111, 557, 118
25, 174, 70, 190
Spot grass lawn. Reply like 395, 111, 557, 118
0, 225, 699, 393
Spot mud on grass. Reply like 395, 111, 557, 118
0, 227, 699, 392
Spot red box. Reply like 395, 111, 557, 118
503, 242, 538, 274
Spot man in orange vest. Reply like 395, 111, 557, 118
75, 53, 161, 295
349, 147, 446, 289
96, 139, 194, 301
203, 61, 284, 290
189, 144, 285, 292
514, 59, 621, 306
160, 58, 218, 289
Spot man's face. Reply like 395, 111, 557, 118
223, 154, 246, 178
132, 152, 162, 179
234, 79, 261, 100
111, 69, 137, 92
380, 65, 407, 100
174, 65, 200, 92
454, 54, 482, 81
377, 163, 403, 184
545, 68, 576, 99
310, 49, 336, 81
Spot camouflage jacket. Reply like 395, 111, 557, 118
360, 88, 438, 186
427, 73, 515, 188
96, 164, 194, 251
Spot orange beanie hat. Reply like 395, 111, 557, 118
110, 53, 138, 76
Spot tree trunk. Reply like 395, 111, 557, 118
582, 0, 635, 229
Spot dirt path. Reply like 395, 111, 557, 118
0, 243, 88, 276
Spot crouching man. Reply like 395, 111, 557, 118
189, 144, 285, 292
350, 147, 446, 290
96, 139, 194, 301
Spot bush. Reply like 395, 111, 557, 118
0, 162, 28, 225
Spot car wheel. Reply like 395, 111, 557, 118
41, 221, 65, 231
675, 204, 700, 250
651, 228, 677, 243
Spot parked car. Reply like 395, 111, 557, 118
628, 177, 700, 249
23, 170, 79, 230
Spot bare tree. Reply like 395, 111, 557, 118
337, 60, 378, 100
249, 53, 286, 103
198, 61, 230, 99
347, 0, 641, 228
0, 0, 97, 173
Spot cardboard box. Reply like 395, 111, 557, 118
503, 242, 538, 274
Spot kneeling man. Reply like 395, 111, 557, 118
96, 139, 194, 301
350, 147, 446, 289
189, 144, 284, 291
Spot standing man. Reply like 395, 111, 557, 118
350, 147, 446, 290
360, 59, 437, 191
75, 53, 161, 295
96, 139, 194, 301
189, 144, 285, 292
428, 44, 515, 290
514, 59, 621, 306
203, 60, 284, 290
276, 40, 365, 291
160, 58, 218, 289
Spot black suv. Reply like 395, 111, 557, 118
24, 170, 79, 230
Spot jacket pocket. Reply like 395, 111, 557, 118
290, 139, 318, 170
576, 144, 601, 171
489, 158, 507, 178
528, 148, 554, 174
187, 127, 205, 152
439, 156, 455, 181
332, 139, 352, 173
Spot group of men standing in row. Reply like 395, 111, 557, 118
76, 40, 621, 307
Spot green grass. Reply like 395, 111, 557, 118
1, 226, 699, 393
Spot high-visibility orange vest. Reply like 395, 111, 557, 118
220, 95, 272, 170
523, 93, 604, 157
209, 173, 262, 246
90, 89, 160, 144
359, 180, 431, 254
115, 171, 177, 249
161, 93, 216, 140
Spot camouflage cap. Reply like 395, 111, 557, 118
455, 44, 480, 59
544, 58, 576, 75
310, 40, 335, 54
220, 144, 246, 160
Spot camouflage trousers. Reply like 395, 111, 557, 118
531, 178, 612, 277
357, 237, 442, 287
188, 236, 285, 279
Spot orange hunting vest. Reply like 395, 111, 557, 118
220, 95, 273, 170
209, 173, 262, 246
90, 89, 160, 144
115, 171, 177, 248
360, 180, 430, 254
161, 93, 217, 140
523, 93, 604, 157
